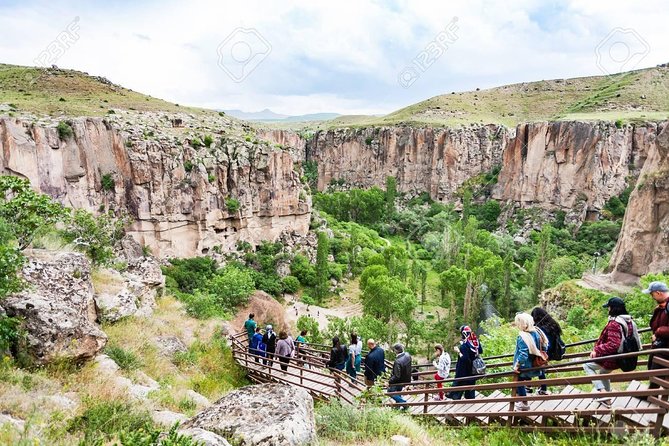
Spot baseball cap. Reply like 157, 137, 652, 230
602, 297, 625, 308
642, 281, 669, 294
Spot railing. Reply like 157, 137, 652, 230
230, 331, 669, 437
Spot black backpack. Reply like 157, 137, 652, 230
616, 319, 640, 372
548, 334, 566, 361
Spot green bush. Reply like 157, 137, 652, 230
57, 121, 74, 140
291, 254, 317, 287
116, 423, 203, 445
567, 305, 588, 330
162, 257, 218, 294
101, 173, 115, 192
105, 345, 142, 370
316, 400, 409, 441
282, 275, 300, 294
180, 290, 227, 319
183, 160, 194, 173
61, 209, 128, 265
203, 135, 214, 147
0, 315, 20, 356
225, 197, 240, 213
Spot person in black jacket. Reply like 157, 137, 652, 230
387, 343, 412, 409
447, 325, 483, 400
262, 325, 277, 366
363, 339, 386, 387
531, 307, 563, 395
326, 336, 348, 371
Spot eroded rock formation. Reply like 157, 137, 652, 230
0, 115, 311, 257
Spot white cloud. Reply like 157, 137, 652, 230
0, 0, 667, 115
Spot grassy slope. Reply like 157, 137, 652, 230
283, 65, 669, 130
0, 63, 212, 117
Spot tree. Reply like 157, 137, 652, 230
62, 209, 129, 265
532, 225, 554, 298
362, 274, 416, 323
0, 176, 66, 250
314, 231, 330, 301
439, 265, 470, 307
359, 264, 389, 291
296, 315, 323, 344
208, 266, 255, 309
0, 218, 24, 299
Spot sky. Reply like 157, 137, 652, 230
0, 0, 667, 116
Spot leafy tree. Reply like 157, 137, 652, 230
439, 265, 470, 307
290, 254, 317, 287
296, 315, 323, 344
359, 264, 389, 291
314, 231, 330, 300
531, 225, 554, 298
362, 275, 416, 323
208, 266, 255, 309
281, 275, 300, 294
162, 257, 218, 293
382, 245, 409, 280
0, 176, 67, 249
0, 218, 24, 299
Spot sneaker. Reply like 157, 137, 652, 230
515, 401, 530, 411
537, 389, 551, 396
595, 396, 612, 407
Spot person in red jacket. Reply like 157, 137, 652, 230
582, 297, 636, 406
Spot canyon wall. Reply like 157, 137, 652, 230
0, 117, 311, 257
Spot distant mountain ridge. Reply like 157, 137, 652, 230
223, 108, 340, 122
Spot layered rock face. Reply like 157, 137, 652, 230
0, 116, 310, 257
609, 121, 669, 277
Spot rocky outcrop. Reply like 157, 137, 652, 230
0, 114, 311, 257
0, 251, 107, 364
609, 121, 669, 277
182, 383, 316, 446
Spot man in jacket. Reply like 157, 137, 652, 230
387, 343, 412, 409
363, 339, 386, 387
583, 297, 639, 406
645, 281, 669, 350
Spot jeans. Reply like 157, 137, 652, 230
516, 376, 530, 397
538, 369, 547, 392
388, 385, 407, 406
583, 361, 612, 391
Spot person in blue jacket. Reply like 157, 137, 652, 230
447, 325, 483, 400
363, 338, 386, 387
250, 327, 266, 363
512, 313, 548, 411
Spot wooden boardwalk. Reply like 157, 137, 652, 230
231, 332, 669, 437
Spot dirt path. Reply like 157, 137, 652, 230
577, 273, 635, 295
284, 278, 363, 331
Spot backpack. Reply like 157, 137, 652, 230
616, 318, 640, 372
472, 354, 486, 375
548, 334, 566, 361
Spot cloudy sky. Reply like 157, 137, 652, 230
0, 0, 667, 115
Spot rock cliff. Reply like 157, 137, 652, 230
0, 113, 311, 257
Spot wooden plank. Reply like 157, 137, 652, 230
473, 390, 507, 424
554, 386, 584, 426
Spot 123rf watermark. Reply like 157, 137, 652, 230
217, 28, 271, 83
25, 16, 81, 85
595, 27, 649, 75
398, 17, 459, 88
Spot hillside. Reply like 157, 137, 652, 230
298, 64, 669, 130
0, 63, 212, 117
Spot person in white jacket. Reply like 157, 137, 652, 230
433, 344, 451, 400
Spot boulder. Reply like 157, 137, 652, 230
156, 335, 188, 357
1, 251, 107, 364
182, 383, 316, 446
152, 410, 188, 427
179, 428, 232, 446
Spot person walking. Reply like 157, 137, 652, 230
275, 331, 294, 372
262, 325, 277, 366
346, 333, 363, 382
531, 307, 563, 395
326, 336, 348, 371
512, 313, 548, 411
432, 344, 451, 400
250, 327, 265, 363
447, 325, 483, 400
243, 313, 256, 350
388, 343, 412, 409
295, 330, 308, 368
645, 281, 669, 373
583, 297, 640, 407
363, 339, 386, 387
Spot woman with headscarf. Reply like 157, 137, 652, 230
513, 313, 549, 411
447, 325, 483, 400
262, 325, 277, 366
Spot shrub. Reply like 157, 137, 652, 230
207, 173, 216, 183
61, 209, 129, 265
316, 400, 409, 441
57, 121, 74, 140
365, 136, 373, 145
567, 305, 588, 330
251, 271, 283, 296
282, 275, 300, 294
0, 315, 20, 356
203, 135, 214, 147
225, 197, 240, 213
162, 257, 218, 293
180, 290, 226, 319
291, 255, 317, 287
191, 138, 203, 149
105, 345, 142, 370
101, 173, 115, 192
184, 160, 194, 172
